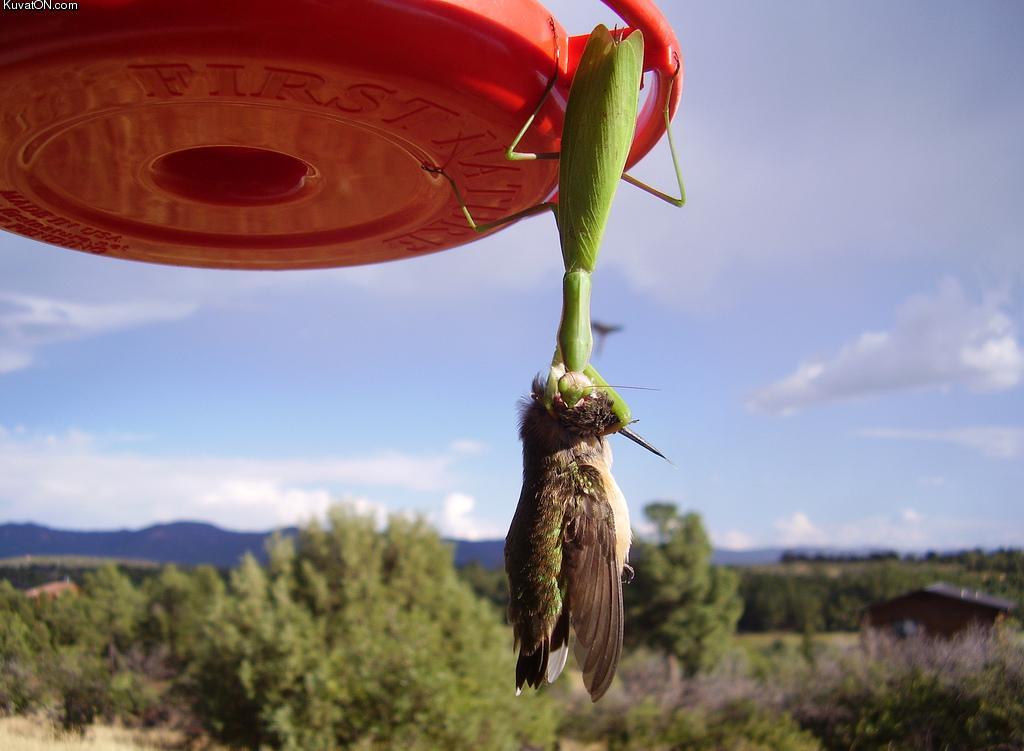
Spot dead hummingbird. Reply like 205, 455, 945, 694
505, 376, 661, 702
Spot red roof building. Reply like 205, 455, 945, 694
24, 579, 80, 599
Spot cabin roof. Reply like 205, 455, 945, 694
868, 581, 1016, 613
921, 582, 1016, 611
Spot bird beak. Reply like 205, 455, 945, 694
618, 427, 672, 464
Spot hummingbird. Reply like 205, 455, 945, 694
590, 320, 624, 357
505, 376, 660, 702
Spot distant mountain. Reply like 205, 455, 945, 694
0, 521, 296, 569
449, 539, 504, 568
712, 547, 788, 566
451, 543, 918, 568
0, 521, 513, 570
452, 541, 798, 568
0, 522, 793, 570
449, 543, 872, 568
6, 522, 902, 571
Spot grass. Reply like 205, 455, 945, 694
734, 631, 859, 649
0, 716, 183, 751
0, 556, 159, 569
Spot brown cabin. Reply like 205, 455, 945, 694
24, 579, 80, 600
863, 582, 1016, 638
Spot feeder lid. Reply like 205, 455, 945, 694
0, 0, 681, 269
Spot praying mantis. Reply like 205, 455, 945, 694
423, 22, 685, 701
424, 22, 683, 445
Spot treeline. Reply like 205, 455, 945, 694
738, 553, 1023, 632
0, 557, 159, 591
780, 547, 1024, 572
463, 531, 1023, 636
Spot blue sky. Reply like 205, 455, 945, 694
1, 0, 1021, 550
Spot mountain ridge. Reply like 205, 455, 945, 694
0, 520, 893, 569
0, 520, 293, 569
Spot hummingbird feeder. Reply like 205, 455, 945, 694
0, 0, 681, 269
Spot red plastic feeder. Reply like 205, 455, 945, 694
0, 0, 681, 269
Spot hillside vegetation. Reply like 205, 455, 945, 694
1, 503, 1021, 750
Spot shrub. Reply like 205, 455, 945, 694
788, 629, 1024, 750
188, 508, 559, 750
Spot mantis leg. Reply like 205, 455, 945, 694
583, 364, 633, 430
422, 164, 556, 233
506, 20, 562, 162
558, 270, 592, 377
544, 281, 633, 431
620, 68, 686, 207
543, 268, 594, 412
547, 268, 634, 432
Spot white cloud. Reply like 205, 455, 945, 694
0, 292, 197, 374
198, 480, 333, 526
345, 497, 391, 530
900, 508, 922, 524
0, 349, 31, 373
714, 529, 756, 550
0, 426, 462, 530
774, 512, 828, 546
449, 439, 486, 455
861, 426, 1024, 460
748, 280, 1024, 414
436, 492, 501, 541
760, 508, 1023, 551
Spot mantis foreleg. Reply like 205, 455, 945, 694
546, 269, 633, 432
558, 270, 592, 375
620, 67, 686, 207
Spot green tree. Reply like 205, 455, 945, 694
643, 501, 680, 544
625, 504, 742, 676
456, 561, 507, 615
141, 563, 224, 663
0, 581, 53, 713
76, 563, 146, 658
190, 506, 558, 750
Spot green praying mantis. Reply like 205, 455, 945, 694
424, 22, 684, 447
423, 22, 685, 702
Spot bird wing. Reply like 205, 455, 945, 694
506, 461, 567, 694
565, 464, 623, 702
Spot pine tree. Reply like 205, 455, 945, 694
625, 504, 742, 676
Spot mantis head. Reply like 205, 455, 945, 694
541, 364, 670, 462
543, 363, 598, 413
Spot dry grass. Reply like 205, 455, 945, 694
0, 715, 183, 751
734, 630, 859, 649
557, 741, 605, 751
